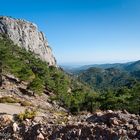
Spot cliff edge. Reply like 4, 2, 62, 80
0, 16, 56, 66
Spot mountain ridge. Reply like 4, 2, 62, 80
62, 61, 139, 74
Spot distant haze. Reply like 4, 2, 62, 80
59, 60, 138, 67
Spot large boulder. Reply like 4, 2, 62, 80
0, 114, 13, 127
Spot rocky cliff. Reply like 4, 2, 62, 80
0, 16, 56, 66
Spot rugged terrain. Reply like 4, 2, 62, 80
0, 75, 140, 140
0, 44, 139, 140
0, 16, 140, 140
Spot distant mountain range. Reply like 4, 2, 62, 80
125, 60, 140, 72
62, 60, 140, 74
62, 60, 140, 92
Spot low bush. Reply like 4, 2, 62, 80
17, 108, 37, 121
0, 96, 19, 103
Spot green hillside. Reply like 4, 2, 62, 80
78, 67, 137, 91
0, 34, 139, 114
77, 66, 140, 114
125, 60, 140, 72
0, 34, 99, 113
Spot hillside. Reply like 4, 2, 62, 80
0, 34, 98, 113
73, 62, 140, 114
0, 16, 140, 140
78, 67, 137, 91
0, 35, 140, 139
125, 60, 140, 72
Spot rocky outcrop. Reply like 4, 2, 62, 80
0, 16, 56, 66
0, 74, 64, 112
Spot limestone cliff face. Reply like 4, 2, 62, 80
0, 16, 56, 66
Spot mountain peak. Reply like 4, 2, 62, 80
0, 16, 56, 66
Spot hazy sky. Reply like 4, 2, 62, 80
1, 0, 140, 65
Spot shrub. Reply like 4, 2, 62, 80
17, 108, 37, 121
20, 100, 32, 106
0, 96, 19, 103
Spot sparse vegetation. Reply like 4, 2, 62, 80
0, 96, 32, 106
0, 96, 19, 103
17, 108, 37, 121
20, 100, 33, 107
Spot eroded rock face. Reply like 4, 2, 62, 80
0, 16, 56, 66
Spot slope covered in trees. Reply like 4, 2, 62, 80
76, 65, 140, 114
0, 34, 99, 113
0, 34, 139, 114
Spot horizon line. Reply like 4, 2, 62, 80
58, 59, 139, 66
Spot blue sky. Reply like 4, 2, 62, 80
0, 0, 140, 65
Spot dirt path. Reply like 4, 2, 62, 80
0, 103, 26, 115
